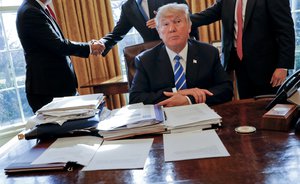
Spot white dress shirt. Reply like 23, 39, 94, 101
165, 44, 191, 104
35, 0, 47, 9
165, 43, 188, 73
234, 0, 247, 46
136, 0, 150, 19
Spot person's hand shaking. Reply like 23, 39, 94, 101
90, 39, 105, 56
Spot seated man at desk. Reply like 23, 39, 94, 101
100, 0, 199, 56
129, 3, 233, 107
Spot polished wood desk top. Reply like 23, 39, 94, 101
80, 75, 128, 95
1, 99, 300, 184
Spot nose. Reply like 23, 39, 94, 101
168, 23, 176, 33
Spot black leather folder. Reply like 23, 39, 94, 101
4, 162, 70, 174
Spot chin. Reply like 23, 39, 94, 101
168, 40, 184, 47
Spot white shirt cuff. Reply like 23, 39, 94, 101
185, 96, 192, 105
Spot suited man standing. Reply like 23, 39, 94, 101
16, 0, 105, 113
129, 3, 233, 107
191, 0, 295, 99
100, 0, 199, 56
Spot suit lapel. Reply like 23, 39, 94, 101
46, 12, 64, 38
148, 0, 157, 19
130, 0, 148, 23
158, 45, 175, 82
228, 0, 237, 34
43, 9, 63, 35
186, 40, 201, 87
31, 0, 64, 38
244, 0, 257, 31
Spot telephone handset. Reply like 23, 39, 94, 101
265, 69, 300, 110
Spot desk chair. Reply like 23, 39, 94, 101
82, 40, 161, 110
123, 40, 162, 88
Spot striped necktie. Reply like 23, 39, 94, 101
174, 55, 187, 90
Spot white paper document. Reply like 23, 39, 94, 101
163, 130, 230, 162
164, 103, 221, 128
97, 103, 157, 131
82, 138, 153, 171
288, 87, 300, 105
32, 136, 103, 166
37, 93, 104, 113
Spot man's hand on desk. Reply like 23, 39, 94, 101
157, 92, 189, 107
90, 39, 105, 56
178, 88, 213, 103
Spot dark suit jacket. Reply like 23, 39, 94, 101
191, 0, 295, 85
129, 39, 233, 106
16, 0, 90, 96
101, 0, 199, 56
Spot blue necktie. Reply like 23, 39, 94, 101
137, 0, 149, 21
174, 55, 187, 90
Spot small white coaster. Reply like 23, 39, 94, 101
235, 126, 256, 134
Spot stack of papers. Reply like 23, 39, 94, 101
164, 103, 222, 133
97, 103, 165, 140
27, 93, 105, 129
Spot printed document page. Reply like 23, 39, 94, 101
32, 136, 102, 166
97, 103, 156, 131
38, 93, 104, 112
164, 103, 221, 128
163, 130, 230, 162
82, 138, 153, 171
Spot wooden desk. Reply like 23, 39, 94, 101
80, 75, 129, 96
81, 75, 129, 109
1, 99, 300, 184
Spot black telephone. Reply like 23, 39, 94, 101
265, 69, 300, 110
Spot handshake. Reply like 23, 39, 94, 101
89, 39, 106, 56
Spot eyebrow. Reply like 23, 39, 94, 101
161, 16, 183, 22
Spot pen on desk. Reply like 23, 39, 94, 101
163, 111, 167, 121
18, 128, 38, 140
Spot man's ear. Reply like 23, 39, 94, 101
188, 21, 192, 34
157, 28, 162, 39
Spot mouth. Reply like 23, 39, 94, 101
169, 36, 180, 40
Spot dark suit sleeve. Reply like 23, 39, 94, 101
129, 56, 173, 104
19, 8, 90, 58
205, 48, 233, 105
190, 0, 222, 27
101, 4, 133, 56
267, 0, 295, 69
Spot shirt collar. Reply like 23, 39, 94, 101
35, 0, 47, 9
165, 43, 188, 63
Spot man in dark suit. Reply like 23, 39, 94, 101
100, 0, 199, 56
191, 0, 295, 99
16, 0, 105, 113
129, 3, 233, 107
